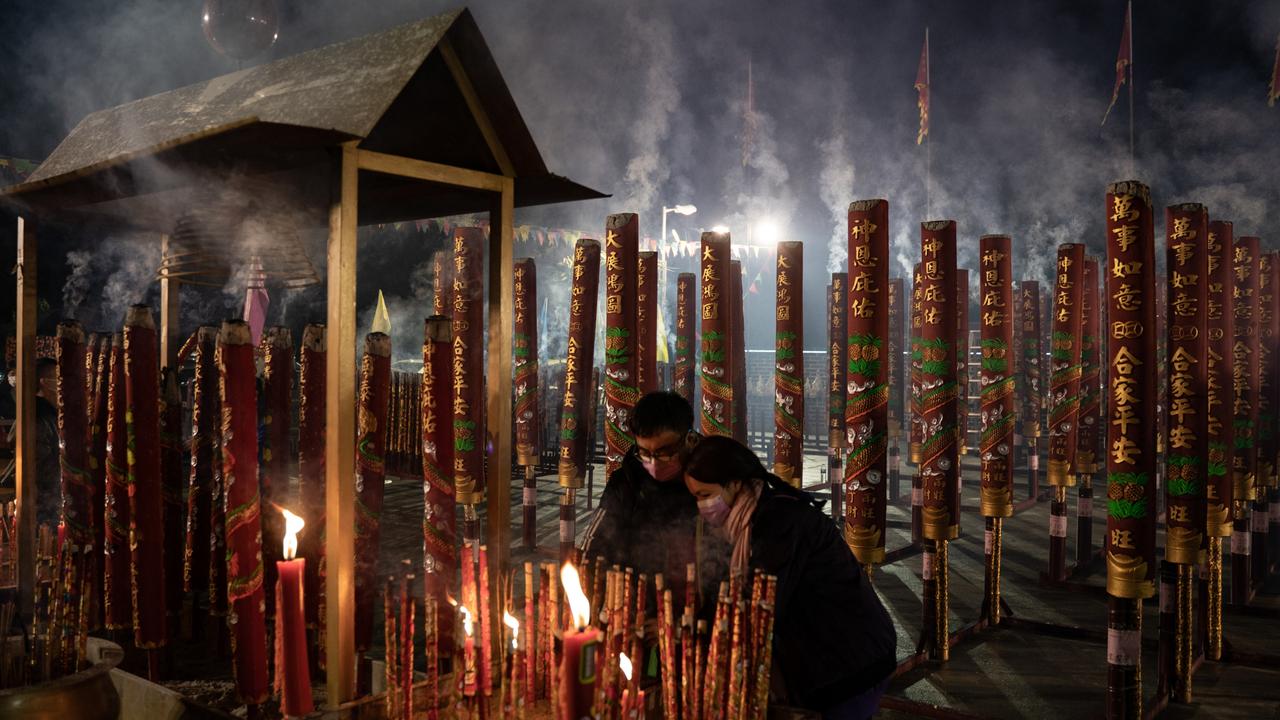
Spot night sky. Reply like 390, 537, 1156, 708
1, 0, 1278, 353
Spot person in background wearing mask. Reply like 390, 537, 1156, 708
580, 391, 727, 617
684, 435, 896, 720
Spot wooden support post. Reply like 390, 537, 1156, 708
485, 178, 515, 666
15, 216, 37, 620
159, 234, 180, 369
325, 141, 359, 707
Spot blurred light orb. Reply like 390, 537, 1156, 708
202, 0, 280, 61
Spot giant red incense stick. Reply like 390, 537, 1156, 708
514, 258, 540, 549
731, 259, 748, 445
773, 240, 805, 486
1104, 181, 1157, 719
844, 201, 889, 566
160, 367, 184, 629
978, 236, 1015, 519
1204, 221, 1234, 660
1048, 244, 1085, 582
453, 227, 487, 510
261, 326, 293, 614
102, 333, 130, 632
830, 273, 850, 473
557, 239, 601, 563
124, 305, 166, 652
700, 231, 734, 438
183, 328, 218, 630
637, 250, 658, 395
298, 324, 326, 636
1254, 249, 1278, 587
218, 320, 269, 705
1019, 281, 1044, 497
1231, 236, 1260, 604
918, 221, 959, 663
1164, 205, 1209, 567
674, 272, 697, 406
422, 316, 456, 651
87, 333, 110, 629
978, 236, 1015, 625
888, 278, 905, 501
354, 332, 392, 654
55, 321, 92, 547
1165, 204, 1209, 703
956, 269, 970, 457
604, 214, 641, 476
1075, 258, 1102, 566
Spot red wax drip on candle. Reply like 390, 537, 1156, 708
275, 558, 313, 716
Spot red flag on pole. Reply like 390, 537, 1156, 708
1269, 31, 1279, 107
1101, 2, 1132, 126
914, 30, 930, 145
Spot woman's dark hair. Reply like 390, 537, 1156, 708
684, 435, 769, 488
633, 391, 694, 438
686, 436, 824, 508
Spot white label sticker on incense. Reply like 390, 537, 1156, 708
1231, 530, 1250, 555
984, 529, 993, 555
922, 551, 935, 580
1030, 453, 1039, 470
912, 488, 923, 507
1107, 628, 1140, 666
1159, 582, 1172, 613
523, 487, 536, 505
1014, 433, 1023, 446
1271, 502, 1280, 523
1049, 514, 1067, 538
1078, 497, 1093, 518
559, 520, 573, 542
1253, 510, 1268, 532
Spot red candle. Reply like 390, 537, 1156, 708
559, 563, 601, 720
274, 508, 313, 717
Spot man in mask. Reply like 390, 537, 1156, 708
580, 391, 727, 618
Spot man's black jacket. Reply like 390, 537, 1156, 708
580, 450, 727, 618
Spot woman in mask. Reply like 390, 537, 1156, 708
684, 435, 896, 720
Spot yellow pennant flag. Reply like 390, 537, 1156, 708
371, 290, 391, 335
656, 307, 671, 363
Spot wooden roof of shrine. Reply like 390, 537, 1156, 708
0, 7, 604, 230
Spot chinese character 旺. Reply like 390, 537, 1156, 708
1110, 528, 1136, 549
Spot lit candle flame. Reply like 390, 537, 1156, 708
560, 562, 592, 631
280, 507, 305, 560
460, 605, 474, 637
503, 610, 520, 650
619, 652, 633, 682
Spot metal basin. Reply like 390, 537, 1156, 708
0, 638, 123, 720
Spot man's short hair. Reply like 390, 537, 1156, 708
35, 359, 57, 379
633, 391, 694, 438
